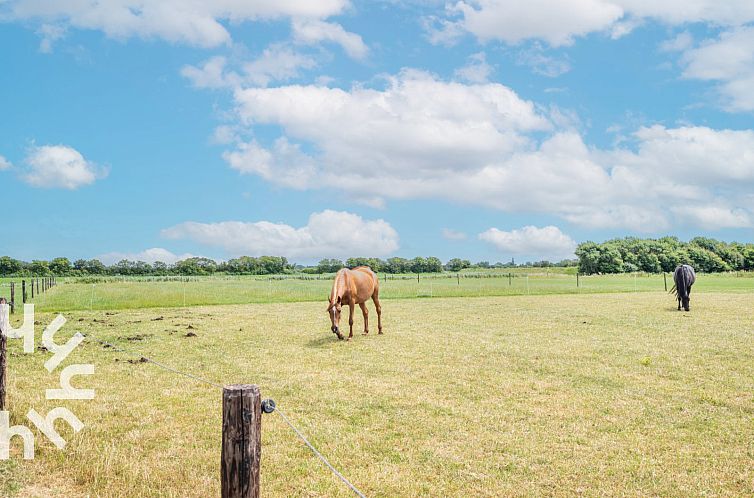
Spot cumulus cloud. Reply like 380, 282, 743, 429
161, 210, 399, 259
442, 228, 467, 240
292, 19, 368, 59
22, 145, 107, 189
678, 26, 754, 112
4, 0, 349, 47
431, 1, 754, 47
440, 0, 624, 47
454, 52, 493, 83
181, 45, 317, 89
97, 247, 196, 265
479, 225, 577, 260
220, 69, 754, 232
0, 155, 11, 170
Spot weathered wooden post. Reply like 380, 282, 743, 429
222, 384, 262, 498
0, 297, 7, 410
577, 272, 580, 288
663, 273, 667, 291
31, 279, 34, 299
22, 280, 26, 303
457, 273, 460, 286
508, 273, 512, 286
10, 282, 15, 314
36, 279, 39, 296
417, 273, 419, 283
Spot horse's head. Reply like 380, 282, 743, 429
327, 298, 344, 340
682, 295, 690, 311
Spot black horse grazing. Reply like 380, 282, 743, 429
671, 264, 696, 311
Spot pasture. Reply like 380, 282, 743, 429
2, 271, 753, 312
0, 277, 752, 496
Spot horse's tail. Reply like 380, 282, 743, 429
676, 267, 688, 300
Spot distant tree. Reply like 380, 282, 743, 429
409, 257, 427, 274
153, 261, 169, 274
385, 257, 409, 274
49, 257, 72, 275
316, 259, 344, 273
28, 260, 51, 276
425, 257, 443, 273
445, 258, 471, 272
85, 259, 107, 275
0, 256, 23, 276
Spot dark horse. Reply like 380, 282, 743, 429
671, 264, 696, 311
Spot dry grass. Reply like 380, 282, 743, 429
1, 292, 752, 496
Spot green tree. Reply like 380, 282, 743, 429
0, 256, 23, 276
49, 257, 72, 275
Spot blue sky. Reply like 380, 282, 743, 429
1, 1, 753, 265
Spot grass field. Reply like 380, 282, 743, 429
1, 285, 752, 496
1, 271, 752, 312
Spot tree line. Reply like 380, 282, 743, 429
576, 237, 754, 274
3, 236, 750, 277
0, 254, 577, 277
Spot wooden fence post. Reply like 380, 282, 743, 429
22, 280, 26, 303
10, 282, 15, 314
31, 279, 34, 299
508, 273, 512, 286
577, 272, 580, 288
0, 298, 7, 411
663, 273, 667, 291
457, 273, 460, 286
222, 384, 262, 498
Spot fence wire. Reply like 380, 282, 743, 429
83, 333, 368, 497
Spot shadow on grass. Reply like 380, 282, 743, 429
305, 335, 340, 348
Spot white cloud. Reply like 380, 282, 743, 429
479, 225, 577, 260
22, 144, 106, 189
442, 0, 624, 47
219, 69, 754, 232
36, 23, 66, 53
442, 228, 467, 240
671, 205, 751, 230
6, 0, 350, 47
0, 155, 11, 170
454, 52, 493, 83
242, 44, 318, 86
659, 31, 693, 53
181, 45, 317, 89
679, 26, 754, 112
97, 247, 196, 265
292, 19, 368, 59
161, 210, 399, 259
516, 44, 571, 77
181, 56, 238, 89
433, 1, 754, 47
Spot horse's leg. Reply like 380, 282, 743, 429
373, 293, 383, 334
348, 302, 355, 340
359, 302, 369, 334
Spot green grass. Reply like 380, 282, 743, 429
2, 271, 751, 312
1, 291, 752, 496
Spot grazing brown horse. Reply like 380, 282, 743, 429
327, 266, 382, 340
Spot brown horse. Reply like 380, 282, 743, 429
327, 266, 382, 340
